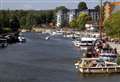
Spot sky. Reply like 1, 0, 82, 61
0, 0, 119, 10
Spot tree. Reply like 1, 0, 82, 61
46, 10, 54, 23
25, 13, 33, 30
0, 10, 10, 28
55, 6, 68, 12
10, 16, 20, 32
69, 18, 78, 28
94, 5, 100, 11
104, 11, 120, 39
20, 16, 27, 28
78, 2, 88, 11
77, 13, 90, 30
69, 13, 90, 30
0, 10, 55, 31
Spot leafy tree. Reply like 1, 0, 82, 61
77, 13, 90, 30
104, 11, 120, 39
9, 15, 20, 32
20, 16, 27, 28
0, 10, 55, 32
25, 13, 33, 29
0, 10, 10, 27
46, 10, 54, 23
69, 13, 90, 30
78, 2, 88, 11
69, 18, 78, 28
41, 12, 47, 24
94, 5, 100, 11
55, 6, 68, 12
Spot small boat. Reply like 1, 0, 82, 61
0, 38, 8, 48
75, 58, 120, 74
18, 34, 26, 43
73, 37, 97, 50
45, 36, 50, 40
72, 40, 81, 48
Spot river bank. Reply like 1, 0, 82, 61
21, 28, 120, 55
21, 27, 81, 33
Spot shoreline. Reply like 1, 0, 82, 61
20, 27, 79, 33
21, 28, 120, 55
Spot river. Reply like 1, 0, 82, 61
0, 32, 120, 82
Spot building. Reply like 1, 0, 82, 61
56, 9, 99, 28
56, 10, 69, 27
56, 10, 62, 27
104, 1, 120, 20
88, 9, 100, 22
104, 2, 112, 20
68, 9, 77, 23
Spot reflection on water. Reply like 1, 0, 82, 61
77, 72, 117, 78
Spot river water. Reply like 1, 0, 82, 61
0, 32, 120, 82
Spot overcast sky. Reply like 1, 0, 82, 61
0, 0, 119, 10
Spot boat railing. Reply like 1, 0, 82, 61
79, 65, 120, 69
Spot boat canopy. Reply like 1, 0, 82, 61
81, 58, 100, 61
81, 37, 97, 42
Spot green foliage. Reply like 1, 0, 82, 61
104, 11, 120, 39
0, 10, 10, 27
55, 6, 68, 12
78, 2, 88, 10
77, 13, 89, 30
9, 15, 20, 32
2, 27, 12, 33
117, 57, 120, 65
0, 10, 55, 30
69, 13, 90, 30
69, 19, 78, 28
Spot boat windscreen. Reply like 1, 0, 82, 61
81, 41, 93, 43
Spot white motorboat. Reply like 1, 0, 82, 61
72, 40, 81, 47
75, 58, 120, 74
45, 36, 50, 40
73, 37, 97, 50
18, 33, 26, 43
18, 36, 26, 43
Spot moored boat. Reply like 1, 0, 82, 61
75, 58, 120, 74
73, 37, 97, 50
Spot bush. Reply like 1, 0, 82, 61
2, 27, 12, 33
117, 57, 120, 65
104, 11, 120, 39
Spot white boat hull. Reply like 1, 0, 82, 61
75, 65, 120, 74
